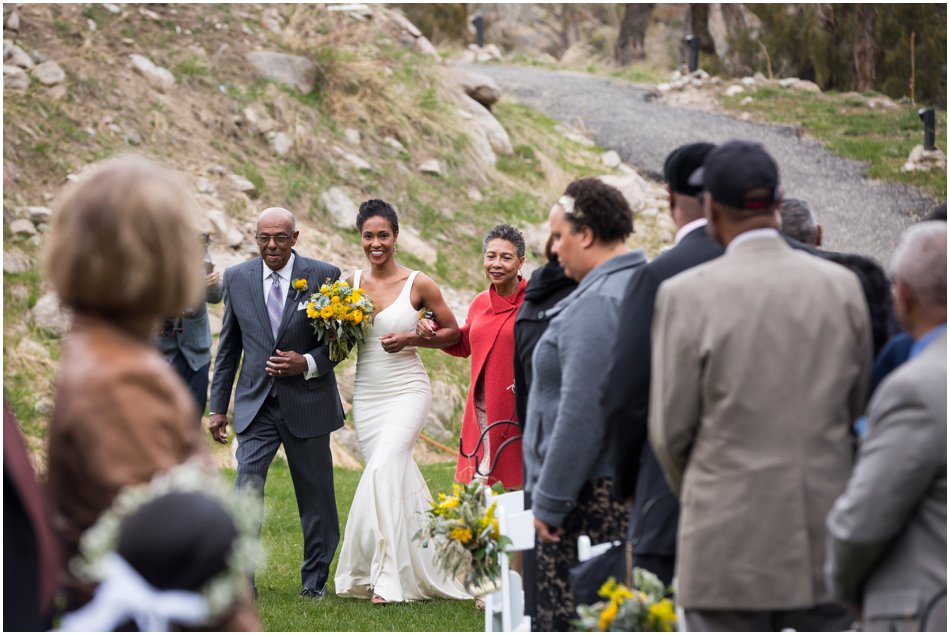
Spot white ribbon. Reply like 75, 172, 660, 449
59, 554, 211, 632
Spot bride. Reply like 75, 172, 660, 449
334, 199, 471, 604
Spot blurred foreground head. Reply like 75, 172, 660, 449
891, 220, 947, 335
45, 155, 204, 328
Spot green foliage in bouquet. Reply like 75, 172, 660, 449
414, 481, 513, 594
305, 277, 375, 361
574, 569, 677, 632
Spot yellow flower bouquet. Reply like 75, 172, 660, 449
574, 570, 676, 632
414, 481, 512, 594
305, 277, 375, 362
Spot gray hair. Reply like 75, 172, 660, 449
891, 220, 947, 307
778, 198, 820, 246
483, 223, 526, 258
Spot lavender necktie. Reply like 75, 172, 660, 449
266, 271, 283, 339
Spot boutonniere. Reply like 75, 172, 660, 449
292, 278, 308, 301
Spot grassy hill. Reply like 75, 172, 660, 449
3, 4, 672, 467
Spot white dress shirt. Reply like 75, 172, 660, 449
674, 217, 709, 246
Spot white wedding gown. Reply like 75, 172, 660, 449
334, 270, 470, 602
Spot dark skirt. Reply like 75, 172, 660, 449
533, 478, 630, 632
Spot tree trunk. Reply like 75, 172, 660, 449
688, 3, 717, 55
615, 3, 654, 65
852, 4, 876, 91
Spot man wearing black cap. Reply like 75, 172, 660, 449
601, 141, 721, 586
649, 140, 872, 631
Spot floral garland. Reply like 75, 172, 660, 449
71, 459, 260, 624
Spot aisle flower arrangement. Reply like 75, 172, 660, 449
574, 569, 677, 632
305, 277, 375, 361
414, 481, 512, 594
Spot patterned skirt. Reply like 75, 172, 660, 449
533, 478, 630, 632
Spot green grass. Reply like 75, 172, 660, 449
722, 88, 947, 199
224, 460, 482, 631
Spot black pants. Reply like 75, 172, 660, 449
169, 354, 210, 422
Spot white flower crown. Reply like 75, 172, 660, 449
71, 459, 261, 625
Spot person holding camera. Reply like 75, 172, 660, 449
157, 233, 223, 422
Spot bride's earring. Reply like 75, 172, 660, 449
393, 243, 398, 254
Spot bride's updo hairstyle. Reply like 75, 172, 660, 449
356, 199, 399, 235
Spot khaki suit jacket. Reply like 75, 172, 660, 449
649, 233, 871, 610
827, 330, 946, 631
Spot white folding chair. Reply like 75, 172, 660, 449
485, 490, 533, 632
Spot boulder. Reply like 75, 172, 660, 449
900, 145, 947, 173
457, 92, 513, 156
3, 250, 32, 273
227, 173, 258, 195
268, 131, 293, 156
724, 84, 744, 97
9, 218, 36, 236
4, 43, 33, 68
261, 7, 283, 34
417, 159, 442, 175
17, 338, 51, 360
341, 151, 371, 171
791, 79, 821, 93
4, 64, 28, 89
414, 35, 441, 62
32, 292, 71, 337
383, 136, 405, 152
25, 206, 52, 223
129, 54, 174, 91
4, 10, 19, 31
101, 4, 122, 15
450, 67, 501, 109
206, 209, 245, 248
388, 9, 422, 37
246, 51, 317, 93
598, 172, 652, 214
320, 187, 358, 230
601, 150, 622, 169
344, 128, 361, 145
397, 225, 438, 266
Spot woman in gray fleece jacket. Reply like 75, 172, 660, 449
524, 177, 646, 631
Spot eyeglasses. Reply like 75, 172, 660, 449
255, 234, 293, 247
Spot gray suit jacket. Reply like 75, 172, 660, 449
157, 279, 223, 371
827, 330, 947, 631
649, 233, 872, 610
209, 252, 344, 438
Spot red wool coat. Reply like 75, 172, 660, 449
445, 279, 526, 489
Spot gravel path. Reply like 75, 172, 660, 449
464, 63, 936, 265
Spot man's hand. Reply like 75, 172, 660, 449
209, 413, 229, 445
534, 518, 561, 543
205, 270, 222, 287
266, 350, 308, 377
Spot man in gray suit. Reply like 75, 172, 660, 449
209, 207, 343, 599
649, 140, 872, 631
158, 233, 223, 421
827, 221, 947, 632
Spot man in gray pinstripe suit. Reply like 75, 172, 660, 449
209, 207, 344, 599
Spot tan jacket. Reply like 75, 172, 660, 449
47, 315, 207, 596
649, 234, 871, 610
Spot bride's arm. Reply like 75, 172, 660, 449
380, 273, 460, 352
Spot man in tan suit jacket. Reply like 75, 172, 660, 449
827, 221, 947, 632
649, 140, 872, 631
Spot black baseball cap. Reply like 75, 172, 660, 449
688, 140, 780, 210
663, 142, 715, 197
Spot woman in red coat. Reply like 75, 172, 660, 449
418, 224, 527, 489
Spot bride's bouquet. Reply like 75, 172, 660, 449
414, 481, 512, 595
304, 277, 375, 362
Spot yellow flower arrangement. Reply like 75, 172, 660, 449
305, 277, 375, 362
575, 570, 676, 632
414, 481, 511, 595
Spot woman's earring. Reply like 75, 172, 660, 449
394, 243, 398, 254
